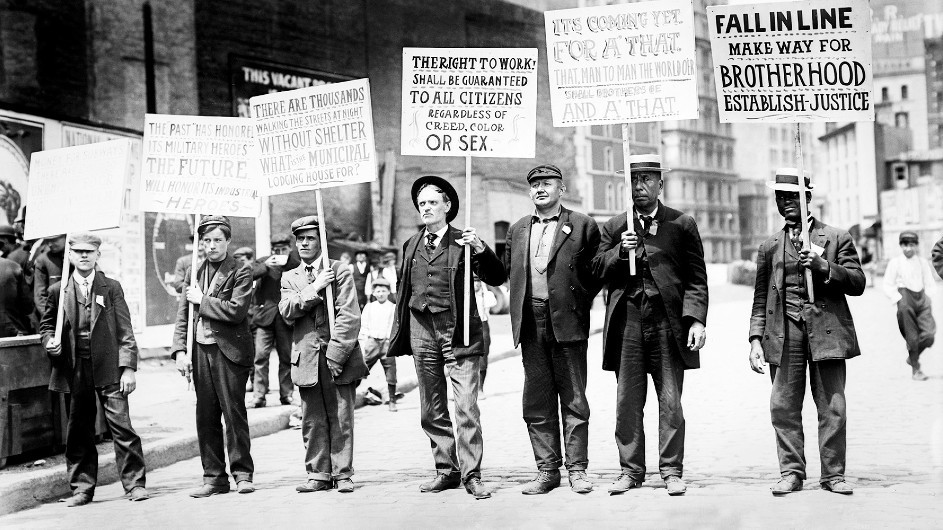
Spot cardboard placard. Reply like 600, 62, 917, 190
24, 139, 132, 240
544, 0, 699, 127
707, 0, 874, 123
141, 114, 261, 216
249, 78, 377, 195
401, 47, 539, 158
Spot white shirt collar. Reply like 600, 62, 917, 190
425, 225, 449, 242
637, 204, 658, 219
73, 269, 95, 288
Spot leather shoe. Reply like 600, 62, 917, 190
280, 397, 295, 406
771, 475, 803, 496
913, 370, 928, 381
336, 478, 355, 493
420, 473, 461, 493
388, 401, 398, 412
464, 477, 491, 499
236, 480, 255, 494
128, 486, 150, 501
821, 479, 854, 495
61, 492, 92, 507
189, 484, 230, 498
251, 398, 266, 409
296, 479, 333, 493
608, 473, 642, 495
665, 476, 686, 496
569, 471, 593, 494
521, 470, 561, 495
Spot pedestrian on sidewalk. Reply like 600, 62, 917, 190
592, 154, 708, 497
171, 215, 256, 498
350, 250, 372, 309
503, 164, 601, 495
359, 278, 399, 411
883, 231, 936, 381
474, 277, 497, 389
249, 234, 300, 407
279, 216, 366, 494
749, 169, 865, 496
234, 247, 257, 393
387, 175, 507, 500
41, 232, 148, 506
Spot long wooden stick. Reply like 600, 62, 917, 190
464, 156, 472, 347
795, 123, 815, 303
622, 124, 636, 275
315, 188, 336, 330
53, 234, 71, 343
185, 214, 200, 358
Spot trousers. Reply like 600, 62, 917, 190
299, 354, 356, 480
896, 288, 936, 372
253, 317, 294, 401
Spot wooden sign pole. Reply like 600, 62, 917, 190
463, 156, 472, 347
794, 123, 815, 303
184, 214, 201, 360
621, 124, 636, 275
315, 188, 337, 330
53, 234, 72, 342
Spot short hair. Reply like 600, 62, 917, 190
199, 224, 232, 240
417, 183, 449, 204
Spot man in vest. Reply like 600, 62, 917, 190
350, 250, 371, 308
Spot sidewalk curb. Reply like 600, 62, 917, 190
0, 406, 294, 516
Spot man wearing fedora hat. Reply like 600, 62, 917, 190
279, 215, 366, 494
387, 175, 506, 499
41, 232, 148, 505
503, 164, 601, 495
883, 231, 935, 381
171, 215, 256, 497
749, 168, 864, 496
593, 153, 708, 497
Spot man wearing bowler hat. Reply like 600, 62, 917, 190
593, 154, 708, 497
504, 164, 601, 495
41, 232, 148, 505
749, 168, 864, 495
279, 215, 366, 493
884, 231, 936, 381
388, 175, 506, 499
171, 215, 256, 497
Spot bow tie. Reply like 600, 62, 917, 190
532, 215, 559, 225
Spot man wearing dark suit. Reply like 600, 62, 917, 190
172, 215, 255, 497
34, 234, 65, 316
279, 216, 367, 493
593, 154, 708, 497
41, 233, 147, 506
249, 234, 299, 408
504, 165, 601, 495
350, 250, 371, 308
388, 176, 507, 500
749, 168, 864, 496
0, 225, 33, 337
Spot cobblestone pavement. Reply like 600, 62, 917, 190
3, 284, 941, 528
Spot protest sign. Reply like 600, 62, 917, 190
707, 0, 874, 123
249, 78, 377, 196
24, 139, 132, 240
141, 114, 260, 216
544, 0, 699, 127
400, 47, 538, 158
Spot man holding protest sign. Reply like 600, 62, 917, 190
171, 215, 256, 497
749, 169, 864, 496
279, 215, 366, 494
503, 164, 601, 495
593, 154, 708, 497
388, 176, 506, 500
41, 233, 148, 506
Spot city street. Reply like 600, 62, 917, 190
2, 283, 941, 528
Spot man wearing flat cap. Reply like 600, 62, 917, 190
41, 232, 147, 506
592, 154, 708, 497
749, 168, 864, 496
883, 231, 936, 381
171, 215, 256, 497
249, 234, 300, 407
387, 175, 507, 499
504, 164, 601, 495
279, 215, 366, 494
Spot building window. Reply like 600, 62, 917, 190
493, 221, 510, 262
603, 146, 614, 172
901, 85, 908, 100
605, 182, 615, 211
895, 112, 910, 128
881, 87, 889, 101
616, 182, 626, 210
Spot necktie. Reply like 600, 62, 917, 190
82, 279, 89, 299
640, 215, 653, 234
425, 233, 437, 253
789, 227, 803, 253
305, 265, 316, 283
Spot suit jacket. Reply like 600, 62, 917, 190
504, 206, 601, 346
40, 272, 139, 393
592, 202, 709, 371
388, 225, 507, 359
171, 255, 254, 367
250, 252, 301, 328
749, 219, 865, 365
0, 257, 33, 337
278, 259, 367, 386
